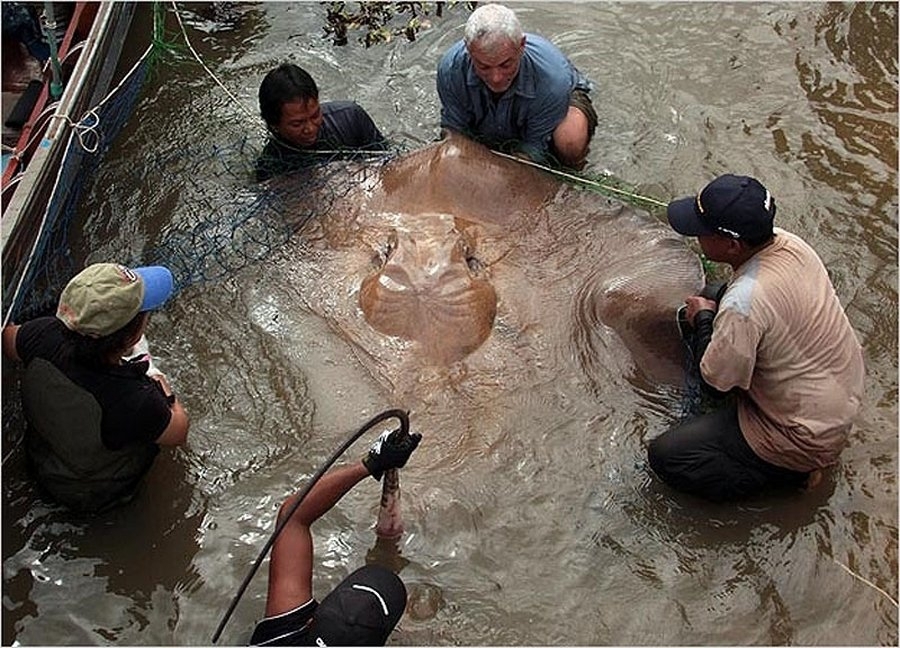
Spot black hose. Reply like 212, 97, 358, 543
211, 408, 410, 643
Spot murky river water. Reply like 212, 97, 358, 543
3, 2, 897, 645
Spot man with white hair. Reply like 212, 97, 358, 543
436, 3, 597, 170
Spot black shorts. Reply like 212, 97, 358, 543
569, 88, 598, 140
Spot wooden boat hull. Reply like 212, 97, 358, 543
1, 2, 136, 324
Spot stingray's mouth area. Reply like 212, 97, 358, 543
358, 227, 498, 363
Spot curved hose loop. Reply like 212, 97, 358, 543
211, 408, 410, 644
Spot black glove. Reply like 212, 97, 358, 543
700, 281, 728, 304
362, 427, 422, 480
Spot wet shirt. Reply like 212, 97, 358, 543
700, 229, 866, 472
436, 33, 592, 163
15, 317, 172, 449
256, 100, 387, 182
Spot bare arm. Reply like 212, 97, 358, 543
151, 373, 190, 446
265, 462, 371, 616
2, 324, 21, 362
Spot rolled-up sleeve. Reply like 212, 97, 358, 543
700, 309, 762, 392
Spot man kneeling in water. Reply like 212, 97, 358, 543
250, 427, 421, 646
648, 174, 865, 501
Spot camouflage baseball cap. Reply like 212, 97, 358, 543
56, 263, 174, 337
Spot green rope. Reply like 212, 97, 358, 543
488, 150, 668, 211
488, 151, 729, 281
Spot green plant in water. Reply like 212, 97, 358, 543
321, 2, 472, 47
147, 1, 186, 75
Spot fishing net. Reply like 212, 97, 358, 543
2, 1, 702, 422
141, 145, 397, 292
3, 3, 432, 326
4, 1, 675, 326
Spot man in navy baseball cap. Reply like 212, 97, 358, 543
666, 173, 776, 243
648, 173, 865, 502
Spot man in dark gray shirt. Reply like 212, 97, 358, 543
256, 63, 388, 182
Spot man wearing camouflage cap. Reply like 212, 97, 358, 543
2, 262, 189, 511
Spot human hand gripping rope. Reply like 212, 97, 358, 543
364, 426, 422, 541
363, 426, 422, 480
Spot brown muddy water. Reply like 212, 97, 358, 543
2, 2, 897, 645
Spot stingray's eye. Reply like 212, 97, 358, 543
372, 231, 397, 267
465, 255, 484, 272
461, 244, 484, 272
454, 237, 471, 259
455, 231, 478, 267
384, 230, 399, 258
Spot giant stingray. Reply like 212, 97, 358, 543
256, 134, 704, 421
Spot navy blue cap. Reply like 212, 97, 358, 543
667, 174, 776, 241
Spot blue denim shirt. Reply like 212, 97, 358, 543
437, 33, 592, 162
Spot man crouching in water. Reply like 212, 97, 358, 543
648, 175, 865, 502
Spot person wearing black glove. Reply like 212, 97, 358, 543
362, 427, 422, 481
249, 426, 422, 646
676, 281, 730, 398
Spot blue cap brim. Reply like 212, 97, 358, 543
135, 266, 174, 311
667, 196, 715, 237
